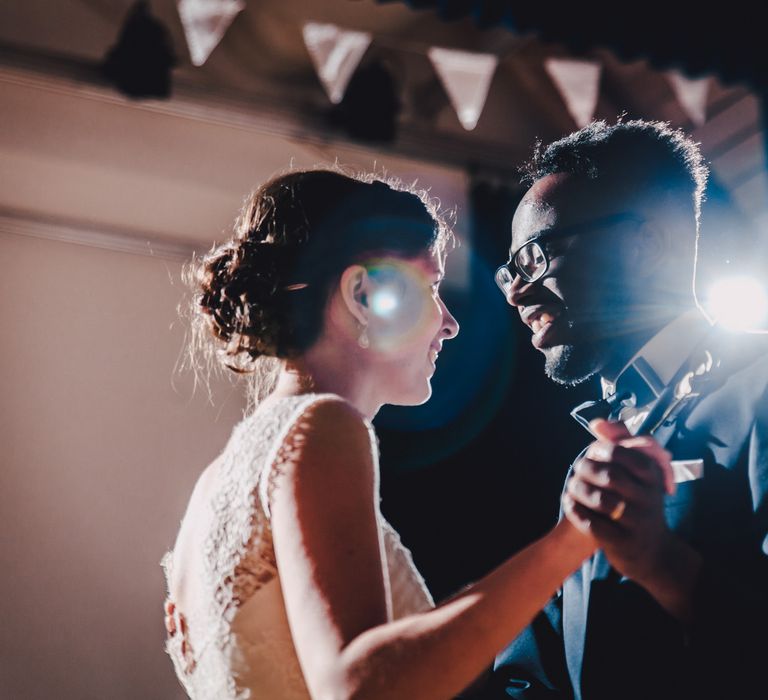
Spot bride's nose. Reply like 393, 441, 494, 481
440, 299, 459, 339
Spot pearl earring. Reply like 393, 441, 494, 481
358, 326, 370, 349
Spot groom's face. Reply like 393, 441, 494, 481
505, 172, 639, 386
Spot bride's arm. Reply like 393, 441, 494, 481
271, 400, 592, 700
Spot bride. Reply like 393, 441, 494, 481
162, 169, 663, 699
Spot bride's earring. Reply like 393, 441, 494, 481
358, 325, 370, 349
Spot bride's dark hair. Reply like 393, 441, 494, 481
187, 168, 452, 377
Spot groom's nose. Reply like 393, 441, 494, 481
506, 272, 536, 309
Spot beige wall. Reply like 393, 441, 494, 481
0, 231, 246, 699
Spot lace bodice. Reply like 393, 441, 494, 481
162, 393, 434, 699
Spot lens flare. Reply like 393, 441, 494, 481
365, 260, 435, 352
370, 287, 399, 316
705, 275, 768, 331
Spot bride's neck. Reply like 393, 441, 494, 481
270, 346, 382, 420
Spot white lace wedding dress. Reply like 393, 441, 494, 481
162, 393, 434, 699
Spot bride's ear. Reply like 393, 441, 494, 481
338, 264, 370, 325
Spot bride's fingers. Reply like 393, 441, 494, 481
163, 600, 177, 635
562, 493, 593, 535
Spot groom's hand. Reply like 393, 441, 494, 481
563, 420, 702, 622
562, 420, 677, 585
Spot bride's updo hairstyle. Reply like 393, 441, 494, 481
190, 169, 451, 374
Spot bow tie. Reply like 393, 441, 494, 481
571, 345, 723, 436
570, 355, 667, 434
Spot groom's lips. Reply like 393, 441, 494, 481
521, 305, 567, 349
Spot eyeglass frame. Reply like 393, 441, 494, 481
495, 211, 646, 295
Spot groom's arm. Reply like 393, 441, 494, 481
682, 406, 768, 687
565, 409, 768, 694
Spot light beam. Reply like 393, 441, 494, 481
705, 275, 768, 331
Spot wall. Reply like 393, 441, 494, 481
0, 63, 469, 698
0, 231, 245, 699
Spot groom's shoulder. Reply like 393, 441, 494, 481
717, 330, 768, 388
694, 331, 768, 430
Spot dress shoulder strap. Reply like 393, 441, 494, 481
254, 393, 370, 519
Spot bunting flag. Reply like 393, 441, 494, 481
302, 23, 372, 104
667, 70, 710, 126
427, 47, 498, 130
177, 0, 245, 67
544, 58, 601, 128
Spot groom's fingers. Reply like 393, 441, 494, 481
572, 456, 658, 508
588, 420, 675, 495
584, 440, 673, 494
589, 418, 632, 442
618, 438, 676, 496
563, 494, 628, 538
567, 474, 642, 515
565, 499, 632, 545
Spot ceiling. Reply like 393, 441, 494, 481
1, 0, 766, 247
376, 0, 768, 90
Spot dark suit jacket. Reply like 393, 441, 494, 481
490, 333, 768, 700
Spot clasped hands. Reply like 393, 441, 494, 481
562, 419, 678, 588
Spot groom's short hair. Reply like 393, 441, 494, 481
520, 119, 709, 228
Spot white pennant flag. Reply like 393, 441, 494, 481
428, 47, 498, 130
544, 58, 602, 128
177, 0, 245, 66
667, 71, 710, 126
302, 22, 372, 105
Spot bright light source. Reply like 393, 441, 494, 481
706, 275, 768, 331
370, 288, 399, 316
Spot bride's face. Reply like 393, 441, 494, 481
366, 250, 459, 405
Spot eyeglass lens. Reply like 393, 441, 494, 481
496, 266, 513, 290
516, 242, 546, 281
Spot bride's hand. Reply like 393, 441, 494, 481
163, 599, 178, 637
164, 599, 196, 672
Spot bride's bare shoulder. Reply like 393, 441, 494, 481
294, 395, 371, 443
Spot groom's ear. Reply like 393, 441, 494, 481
631, 220, 669, 278
339, 264, 370, 325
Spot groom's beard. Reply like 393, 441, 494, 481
543, 342, 603, 387
541, 307, 618, 386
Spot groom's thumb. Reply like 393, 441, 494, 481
589, 418, 632, 442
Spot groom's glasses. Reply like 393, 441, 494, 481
495, 212, 645, 296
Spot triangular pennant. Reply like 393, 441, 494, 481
427, 47, 498, 130
177, 0, 245, 67
544, 58, 602, 128
302, 22, 372, 105
667, 70, 710, 126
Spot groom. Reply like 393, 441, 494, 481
489, 120, 768, 700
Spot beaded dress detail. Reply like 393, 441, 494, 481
162, 393, 433, 699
